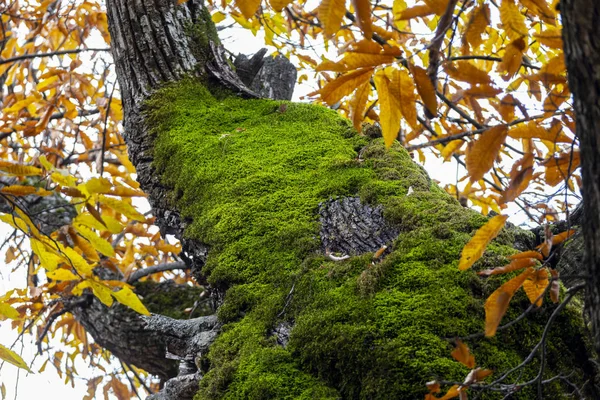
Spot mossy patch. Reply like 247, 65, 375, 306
144, 78, 594, 399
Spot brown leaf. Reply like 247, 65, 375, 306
462, 4, 491, 52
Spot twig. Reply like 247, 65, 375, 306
126, 261, 189, 283
0, 48, 111, 65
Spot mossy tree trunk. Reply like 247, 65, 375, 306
561, 0, 600, 355
64, 1, 599, 399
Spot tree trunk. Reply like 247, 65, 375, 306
64, 1, 598, 399
561, 0, 600, 355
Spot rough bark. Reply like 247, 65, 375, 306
562, 0, 600, 353
63, 1, 598, 399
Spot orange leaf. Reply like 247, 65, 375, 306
314, 68, 374, 105
523, 268, 549, 307
396, 4, 435, 20
459, 215, 508, 271
485, 268, 533, 336
0, 186, 37, 196
352, 0, 372, 39
410, 64, 437, 116
451, 340, 475, 369
478, 257, 537, 276
318, 0, 347, 37
466, 125, 508, 182
551, 229, 576, 245
510, 250, 543, 261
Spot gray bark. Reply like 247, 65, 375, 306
562, 0, 600, 353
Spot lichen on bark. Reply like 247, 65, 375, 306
141, 78, 596, 399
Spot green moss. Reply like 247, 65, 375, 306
144, 78, 595, 399
135, 280, 208, 319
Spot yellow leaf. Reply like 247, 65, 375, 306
441, 140, 464, 161
211, 11, 227, 23
523, 268, 549, 307
74, 224, 116, 257
352, 0, 373, 39
0, 343, 31, 372
314, 68, 374, 105
46, 269, 79, 281
0, 186, 37, 196
499, 0, 527, 41
63, 247, 94, 277
30, 239, 63, 271
459, 215, 508, 271
409, 64, 437, 116
462, 4, 491, 52
36, 75, 60, 92
98, 195, 146, 221
51, 171, 78, 188
235, 0, 261, 19
374, 68, 402, 148
84, 177, 112, 195
318, 0, 347, 37
86, 280, 114, 307
466, 125, 508, 182
112, 286, 151, 316
451, 340, 475, 369
268, 0, 292, 12
0, 162, 42, 177
0, 302, 20, 320
349, 82, 371, 131
485, 268, 533, 336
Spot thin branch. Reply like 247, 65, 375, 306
0, 48, 111, 66
126, 261, 189, 283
